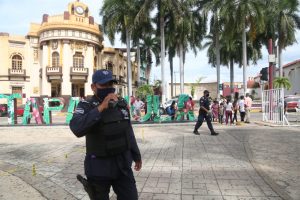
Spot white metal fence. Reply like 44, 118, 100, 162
261, 88, 289, 125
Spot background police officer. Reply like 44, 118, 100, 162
70, 69, 142, 200
193, 90, 219, 136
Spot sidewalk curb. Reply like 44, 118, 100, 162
254, 121, 300, 127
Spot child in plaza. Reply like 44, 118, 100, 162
225, 98, 233, 125
185, 97, 194, 120
211, 100, 219, 122
133, 97, 144, 120
218, 103, 224, 124
232, 98, 239, 124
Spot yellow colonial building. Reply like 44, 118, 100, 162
0, 1, 140, 105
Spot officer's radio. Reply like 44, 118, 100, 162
108, 98, 127, 109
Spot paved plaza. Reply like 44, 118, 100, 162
0, 122, 299, 200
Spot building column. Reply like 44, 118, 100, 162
62, 40, 72, 96
85, 44, 94, 96
41, 42, 51, 97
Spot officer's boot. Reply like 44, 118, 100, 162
193, 129, 200, 135
210, 130, 219, 136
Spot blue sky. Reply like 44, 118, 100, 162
0, 0, 299, 84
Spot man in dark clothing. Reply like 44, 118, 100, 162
193, 90, 219, 136
69, 69, 142, 200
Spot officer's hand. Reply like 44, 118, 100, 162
98, 93, 118, 112
134, 160, 142, 171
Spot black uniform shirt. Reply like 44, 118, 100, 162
199, 96, 210, 114
69, 96, 141, 178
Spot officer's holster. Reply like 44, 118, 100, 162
77, 174, 95, 200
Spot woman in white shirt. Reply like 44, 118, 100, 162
225, 98, 233, 125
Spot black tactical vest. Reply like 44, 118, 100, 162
86, 105, 131, 157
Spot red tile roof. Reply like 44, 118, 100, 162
283, 59, 300, 68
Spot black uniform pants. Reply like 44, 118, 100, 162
194, 114, 214, 133
87, 169, 138, 200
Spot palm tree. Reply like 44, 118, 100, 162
273, 77, 291, 90
222, 0, 265, 94
135, 0, 182, 103
131, 15, 154, 86
202, 0, 224, 99
204, 31, 262, 97
166, 1, 206, 94
101, 0, 141, 97
273, 0, 300, 77
139, 35, 160, 82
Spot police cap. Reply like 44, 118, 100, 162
92, 69, 118, 84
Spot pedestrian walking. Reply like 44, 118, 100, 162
133, 97, 144, 120
211, 100, 219, 122
244, 93, 252, 123
193, 90, 219, 135
225, 98, 233, 125
69, 69, 142, 200
218, 103, 224, 124
232, 98, 239, 124
239, 96, 246, 122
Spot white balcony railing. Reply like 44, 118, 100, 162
9, 69, 25, 75
71, 67, 88, 74
46, 66, 61, 73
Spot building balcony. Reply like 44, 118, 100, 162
8, 69, 27, 81
46, 66, 62, 82
134, 81, 139, 87
119, 76, 125, 84
112, 75, 117, 81
140, 77, 148, 82
70, 67, 88, 82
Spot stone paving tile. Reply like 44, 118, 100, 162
0, 125, 298, 199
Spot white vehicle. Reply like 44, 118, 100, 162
159, 98, 178, 115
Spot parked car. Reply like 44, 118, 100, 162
17, 105, 44, 116
0, 104, 8, 117
284, 95, 300, 112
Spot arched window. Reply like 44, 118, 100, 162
73, 52, 84, 68
52, 52, 59, 67
12, 55, 22, 70
105, 61, 113, 72
94, 56, 97, 68
119, 65, 122, 76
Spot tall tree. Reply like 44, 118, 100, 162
222, 0, 265, 94
266, 0, 300, 77
136, 0, 182, 103
139, 35, 160, 82
170, 1, 207, 94
101, 0, 141, 97
202, 0, 224, 99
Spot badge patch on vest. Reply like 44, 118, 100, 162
120, 109, 129, 119
74, 107, 84, 114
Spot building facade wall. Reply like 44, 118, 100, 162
168, 82, 218, 100
0, 1, 138, 105
283, 62, 300, 95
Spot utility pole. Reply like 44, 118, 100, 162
268, 39, 274, 89
174, 71, 179, 98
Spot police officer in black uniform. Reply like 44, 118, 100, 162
69, 69, 142, 200
193, 90, 219, 136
